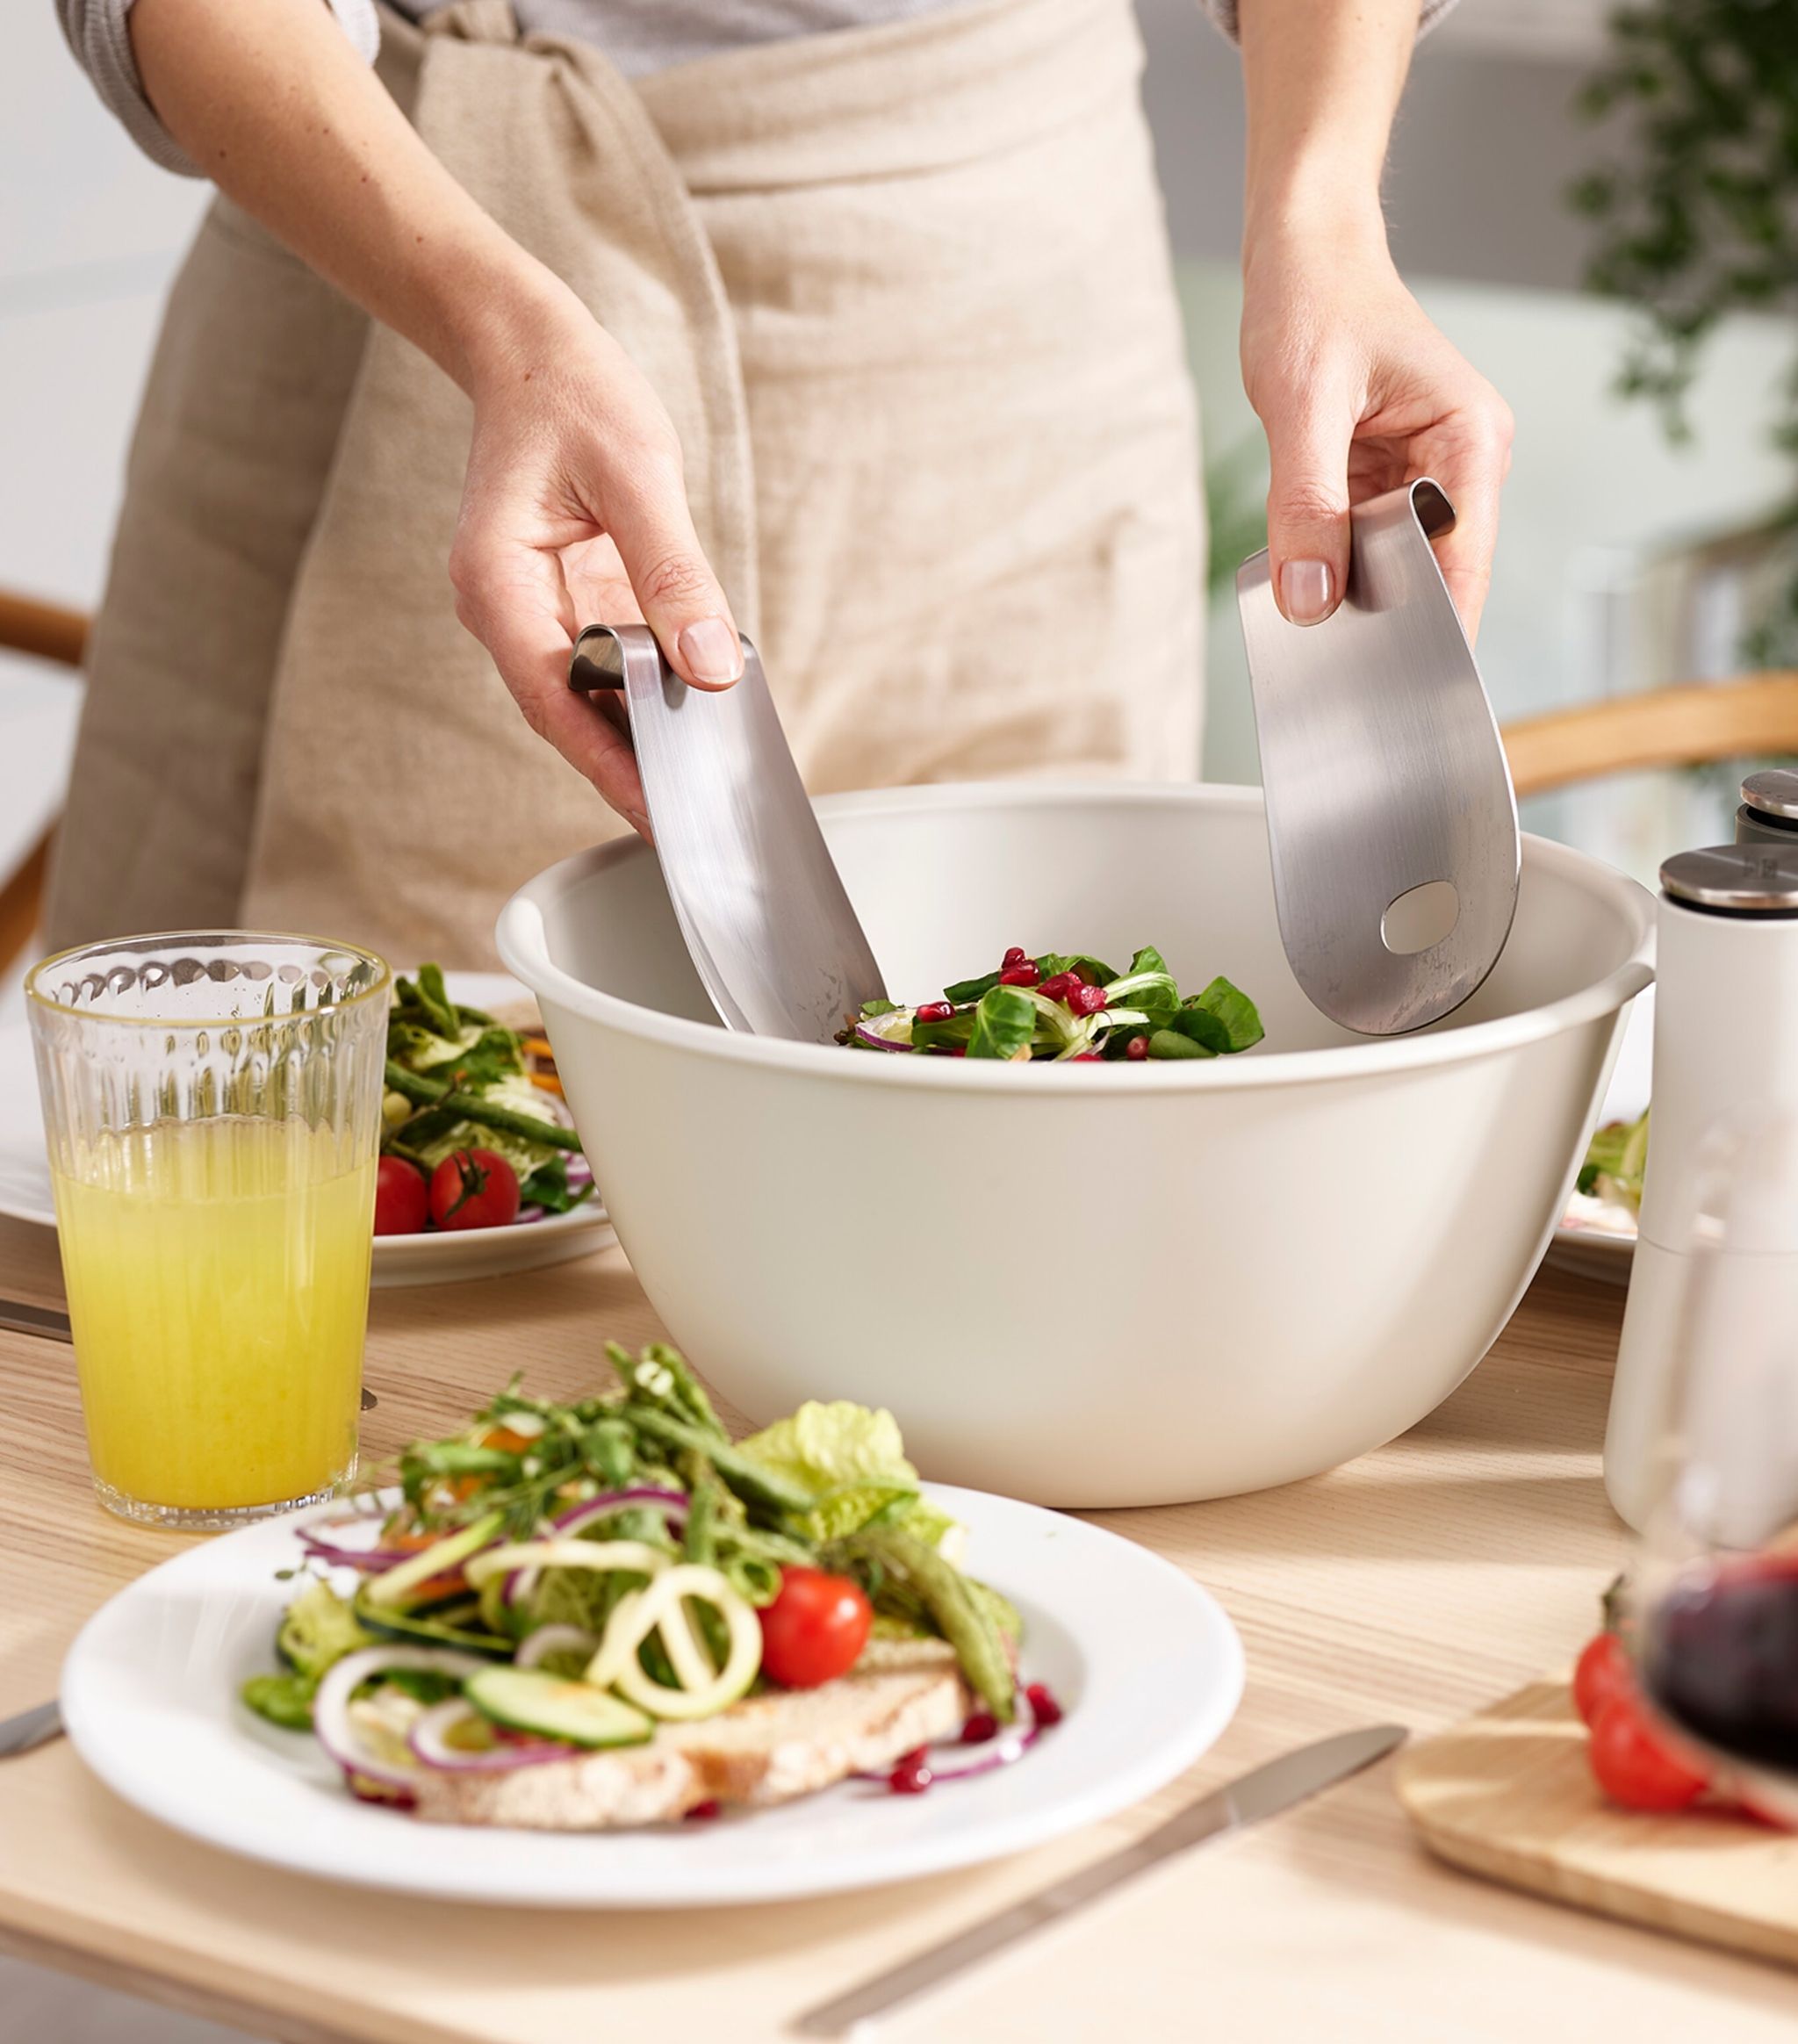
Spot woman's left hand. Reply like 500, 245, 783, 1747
1240, 219, 1514, 640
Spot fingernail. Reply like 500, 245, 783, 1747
1280, 559, 1334, 626
677, 617, 743, 684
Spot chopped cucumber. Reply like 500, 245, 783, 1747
464, 1667, 656, 1749
361, 1511, 504, 1610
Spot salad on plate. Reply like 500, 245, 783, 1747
844, 943, 1263, 1063
377, 965, 595, 1237
241, 1346, 1059, 1828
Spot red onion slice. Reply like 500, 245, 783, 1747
853, 1011, 914, 1052
855, 1688, 1047, 1788
408, 1697, 578, 1773
311, 1645, 486, 1793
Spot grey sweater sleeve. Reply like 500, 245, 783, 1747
56, 0, 381, 176
1202, 0, 1459, 40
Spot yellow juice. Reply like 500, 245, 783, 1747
53, 1117, 376, 1512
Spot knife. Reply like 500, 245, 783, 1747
795, 1722, 1406, 2038
0, 1700, 62, 1759
0, 1296, 378, 1407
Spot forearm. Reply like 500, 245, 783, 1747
1239, 0, 1417, 260
127, 0, 574, 390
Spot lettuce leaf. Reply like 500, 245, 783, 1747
737, 1400, 924, 1542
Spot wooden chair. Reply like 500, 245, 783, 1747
0, 589, 88, 975
1501, 672, 1798, 797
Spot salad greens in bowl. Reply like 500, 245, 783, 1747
845, 944, 1262, 1065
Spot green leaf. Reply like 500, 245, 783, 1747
518, 1156, 595, 1214
942, 968, 1003, 1004
1186, 976, 1265, 1053
1147, 1028, 1212, 1060
736, 1400, 922, 1542
966, 984, 1038, 1061
911, 1005, 977, 1053
1169, 1005, 1232, 1054
1036, 952, 1118, 986
1126, 945, 1168, 978
859, 999, 901, 1019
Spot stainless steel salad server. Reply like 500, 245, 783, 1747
568, 623, 888, 1043
796, 1722, 1406, 2037
1237, 479, 1520, 1036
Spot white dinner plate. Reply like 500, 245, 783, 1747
0, 972, 613, 1287
1544, 982, 1652, 1285
61, 1485, 1243, 1908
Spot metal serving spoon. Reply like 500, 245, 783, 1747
1237, 479, 1520, 1037
568, 623, 888, 1044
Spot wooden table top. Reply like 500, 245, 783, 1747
3, 1215, 1796, 2044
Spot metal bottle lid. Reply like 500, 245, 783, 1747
1740, 769, 1798, 824
1662, 843, 1798, 914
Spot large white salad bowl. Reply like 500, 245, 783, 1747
499, 784, 1653, 1507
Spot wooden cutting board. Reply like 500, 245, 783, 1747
1397, 1677, 1798, 1967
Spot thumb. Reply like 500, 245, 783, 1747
607, 455, 744, 690
1262, 397, 1354, 628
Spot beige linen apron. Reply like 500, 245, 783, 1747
46, 0, 1203, 968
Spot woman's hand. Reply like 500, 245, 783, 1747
1236, 0, 1513, 640
128, 0, 741, 834
1241, 218, 1513, 638
450, 287, 744, 832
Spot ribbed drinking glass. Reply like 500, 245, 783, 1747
27, 933, 390, 1528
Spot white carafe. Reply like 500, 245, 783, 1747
1605, 840, 1798, 1530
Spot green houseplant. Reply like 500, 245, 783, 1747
1570, 0, 1798, 660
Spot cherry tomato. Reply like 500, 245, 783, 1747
1587, 1694, 1709, 1810
373, 1155, 429, 1235
757, 1567, 874, 1689
1572, 1630, 1634, 1728
428, 1148, 521, 1232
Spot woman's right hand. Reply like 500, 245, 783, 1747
450, 286, 744, 833
127, 0, 742, 834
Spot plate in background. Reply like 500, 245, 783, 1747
1546, 984, 1651, 1285
0, 971, 612, 1286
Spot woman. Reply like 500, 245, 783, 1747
50, 0, 1507, 965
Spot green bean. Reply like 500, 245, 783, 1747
842, 1527, 1015, 1719
628, 1407, 816, 1517
383, 1060, 580, 1150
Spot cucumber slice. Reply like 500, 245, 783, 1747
464, 1667, 656, 1749
362, 1511, 505, 1610
351, 1587, 513, 1659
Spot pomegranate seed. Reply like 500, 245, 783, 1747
1002, 946, 1029, 968
915, 1001, 954, 1023
1037, 972, 1078, 1004
889, 1745, 933, 1794
1125, 1035, 1150, 1062
1025, 1682, 1064, 1727
685, 1799, 722, 1822
1068, 984, 1108, 1017
1072, 1052, 1104, 1062
960, 1711, 999, 1745
997, 964, 1040, 988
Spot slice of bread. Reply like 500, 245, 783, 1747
407, 1638, 969, 1831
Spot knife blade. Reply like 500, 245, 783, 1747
795, 1723, 1407, 2038
0, 1297, 70, 1342
0, 1699, 62, 1759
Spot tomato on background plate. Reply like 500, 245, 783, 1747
428, 1148, 521, 1233
373, 1156, 429, 1236
758, 1567, 874, 1689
